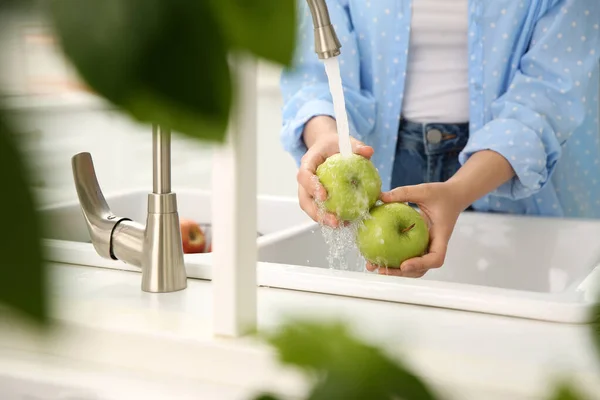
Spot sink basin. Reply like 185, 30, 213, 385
41, 188, 311, 275
42, 189, 600, 323
257, 212, 600, 323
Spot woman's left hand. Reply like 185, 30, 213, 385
365, 182, 466, 278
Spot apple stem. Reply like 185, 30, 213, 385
400, 223, 415, 234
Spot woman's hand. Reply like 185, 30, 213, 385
298, 116, 374, 227
365, 183, 464, 278
366, 149, 516, 278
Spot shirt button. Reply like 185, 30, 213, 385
426, 129, 443, 144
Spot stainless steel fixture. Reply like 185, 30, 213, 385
71, 125, 187, 293
306, 0, 342, 59
69, 1, 338, 294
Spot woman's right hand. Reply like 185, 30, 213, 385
297, 116, 374, 227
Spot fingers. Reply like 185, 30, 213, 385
399, 225, 451, 272
365, 223, 450, 277
297, 168, 327, 201
351, 139, 375, 159
366, 262, 427, 278
380, 184, 430, 204
296, 137, 375, 228
298, 137, 374, 199
366, 262, 426, 277
365, 262, 378, 272
297, 148, 327, 200
318, 134, 374, 159
379, 267, 427, 278
300, 147, 326, 175
399, 252, 445, 272
298, 185, 339, 228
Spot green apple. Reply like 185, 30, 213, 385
315, 153, 382, 222
356, 202, 429, 267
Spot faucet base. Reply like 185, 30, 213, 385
141, 192, 187, 293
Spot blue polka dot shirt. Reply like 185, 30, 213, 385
279, 0, 600, 219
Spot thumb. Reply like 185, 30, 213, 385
351, 139, 374, 159
381, 184, 430, 204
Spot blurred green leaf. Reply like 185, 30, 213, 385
50, 0, 231, 141
0, 114, 47, 323
208, 0, 296, 66
0, 0, 32, 8
262, 320, 437, 400
252, 394, 282, 400
592, 300, 600, 364
549, 382, 587, 400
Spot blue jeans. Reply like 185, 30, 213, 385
391, 119, 474, 210
391, 119, 470, 188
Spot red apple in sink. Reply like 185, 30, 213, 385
180, 218, 206, 253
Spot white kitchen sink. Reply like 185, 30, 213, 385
41, 188, 311, 275
257, 212, 600, 324
41, 189, 600, 324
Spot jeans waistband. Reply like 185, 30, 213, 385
399, 118, 470, 133
398, 118, 470, 156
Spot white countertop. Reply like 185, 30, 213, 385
1, 263, 600, 400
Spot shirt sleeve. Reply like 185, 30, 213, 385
280, 0, 377, 165
459, 0, 600, 200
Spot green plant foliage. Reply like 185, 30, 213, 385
49, 0, 296, 142
0, 114, 47, 323
592, 299, 600, 367
207, 0, 296, 65
50, 0, 232, 141
253, 394, 281, 400
549, 382, 588, 400
258, 319, 438, 400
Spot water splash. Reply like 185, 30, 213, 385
319, 222, 366, 272
323, 57, 352, 157
315, 197, 368, 272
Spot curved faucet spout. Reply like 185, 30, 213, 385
306, 0, 342, 59
71, 126, 187, 293
72, 152, 134, 261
